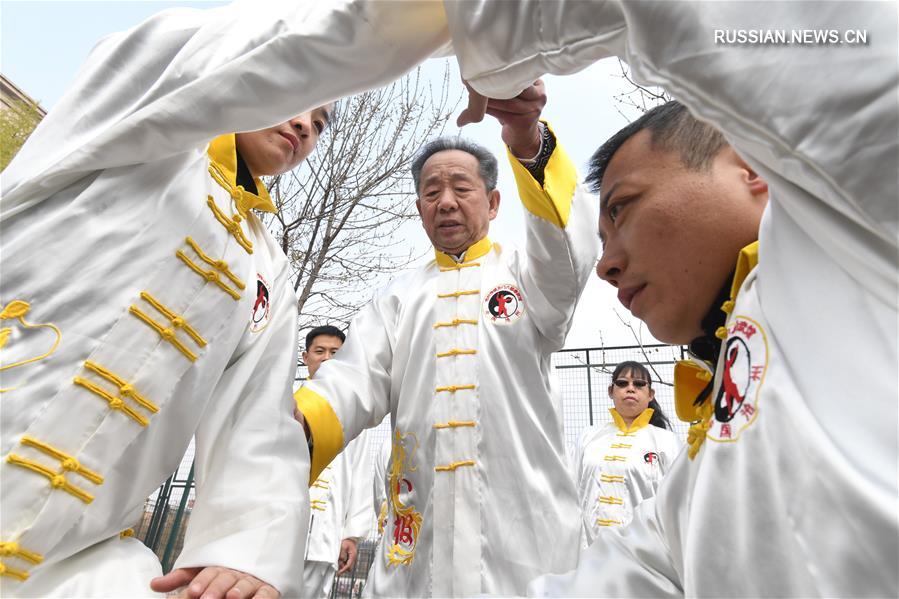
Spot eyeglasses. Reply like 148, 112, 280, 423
613, 379, 649, 389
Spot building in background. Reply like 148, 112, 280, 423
1, 74, 46, 171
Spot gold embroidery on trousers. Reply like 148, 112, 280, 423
129, 292, 206, 362
73, 361, 159, 426
6, 436, 103, 503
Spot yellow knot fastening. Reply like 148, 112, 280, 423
0, 543, 15, 556
721, 300, 735, 313
232, 214, 241, 223
61, 457, 79, 471
0, 300, 30, 320
715, 326, 728, 340
119, 384, 133, 397
214, 260, 227, 270
695, 370, 712, 382
50, 475, 67, 489
161, 328, 175, 341
204, 271, 218, 282
171, 317, 184, 328
687, 417, 712, 460
109, 398, 124, 410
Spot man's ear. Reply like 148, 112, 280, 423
727, 148, 769, 200
487, 189, 501, 220
415, 198, 424, 219
301, 351, 309, 363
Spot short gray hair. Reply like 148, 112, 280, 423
411, 136, 498, 193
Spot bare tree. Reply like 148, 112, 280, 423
263, 66, 460, 329
612, 59, 670, 117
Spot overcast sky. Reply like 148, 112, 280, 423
1, 0, 665, 349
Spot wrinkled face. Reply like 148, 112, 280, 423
595, 130, 767, 344
236, 104, 333, 178
302, 334, 343, 378
608, 368, 654, 422
416, 150, 500, 255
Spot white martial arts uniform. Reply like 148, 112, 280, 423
303, 432, 373, 599
0, 0, 452, 593
373, 434, 392, 538
439, 1, 897, 596
572, 409, 680, 545
296, 133, 599, 597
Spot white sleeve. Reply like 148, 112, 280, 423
507, 127, 600, 350
341, 430, 374, 541
295, 291, 396, 483
2, 0, 450, 219
445, 1, 897, 301
173, 259, 307, 594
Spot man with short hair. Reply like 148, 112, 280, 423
299, 326, 372, 599
438, 4, 896, 595
0, 1, 402, 594
295, 82, 599, 596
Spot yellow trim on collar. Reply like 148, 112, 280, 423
673, 241, 759, 423
731, 241, 759, 300
294, 386, 344, 485
434, 236, 492, 268
609, 407, 654, 434
507, 121, 575, 228
207, 134, 277, 214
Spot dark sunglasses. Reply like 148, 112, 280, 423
613, 379, 649, 389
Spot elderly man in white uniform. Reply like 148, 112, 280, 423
295, 82, 598, 597
438, 1, 897, 596
0, 1, 454, 596
300, 326, 373, 598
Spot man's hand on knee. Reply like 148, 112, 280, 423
150, 566, 280, 599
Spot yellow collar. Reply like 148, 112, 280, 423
207, 134, 277, 216
674, 241, 759, 423
434, 237, 492, 268
610, 407, 654, 434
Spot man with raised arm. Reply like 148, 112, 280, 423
294, 82, 598, 596
440, 2, 897, 596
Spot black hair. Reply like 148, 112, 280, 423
586, 100, 728, 194
305, 325, 345, 350
411, 136, 499, 193
609, 360, 671, 430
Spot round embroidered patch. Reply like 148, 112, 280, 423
250, 273, 271, 333
707, 315, 767, 443
643, 451, 659, 465
484, 284, 524, 324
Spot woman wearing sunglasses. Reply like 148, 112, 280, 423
571, 361, 681, 546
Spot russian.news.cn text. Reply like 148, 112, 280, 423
715, 29, 868, 45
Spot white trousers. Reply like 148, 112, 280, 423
301, 560, 337, 599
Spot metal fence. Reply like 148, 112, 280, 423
136, 343, 684, 596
